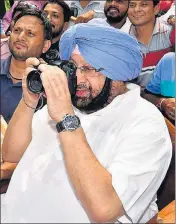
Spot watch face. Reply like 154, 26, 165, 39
63, 115, 80, 131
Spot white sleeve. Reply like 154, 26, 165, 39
107, 117, 172, 223
159, 3, 175, 24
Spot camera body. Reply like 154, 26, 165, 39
27, 60, 77, 96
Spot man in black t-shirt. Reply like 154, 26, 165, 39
42, 0, 71, 63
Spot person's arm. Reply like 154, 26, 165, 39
2, 58, 42, 163
70, 10, 96, 24
71, 2, 105, 24
141, 90, 175, 121
159, 3, 175, 25
2, 99, 35, 163
59, 128, 124, 222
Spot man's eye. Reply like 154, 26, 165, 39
115, 0, 124, 3
142, 3, 147, 7
53, 14, 59, 19
28, 32, 35, 37
129, 3, 135, 8
14, 28, 20, 33
81, 66, 90, 72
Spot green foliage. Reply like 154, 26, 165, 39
5, 0, 11, 11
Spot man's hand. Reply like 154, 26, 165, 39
38, 63, 74, 122
71, 10, 94, 24
161, 98, 175, 121
168, 16, 175, 26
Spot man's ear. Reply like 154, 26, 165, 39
42, 40, 51, 54
63, 22, 69, 32
154, 4, 160, 16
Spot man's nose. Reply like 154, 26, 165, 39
134, 4, 142, 12
76, 69, 87, 83
17, 31, 26, 40
111, 0, 118, 6
47, 14, 51, 21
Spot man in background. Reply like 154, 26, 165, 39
0, 8, 52, 181
89, 0, 131, 32
0, 8, 51, 123
128, 0, 175, 88
42, 0, 71, 63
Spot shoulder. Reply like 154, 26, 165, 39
96, 1, 106, 7
0, 56, 11, 75
157, 18, 173, 33
88, 18, 109, 26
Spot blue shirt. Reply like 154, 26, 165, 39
0, 56, 22, 123
146, 52, 175, 97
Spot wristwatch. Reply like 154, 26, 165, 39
56, 114, 81, 133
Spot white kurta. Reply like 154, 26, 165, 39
1, 84, 172, 223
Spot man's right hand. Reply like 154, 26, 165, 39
23, 57, 45, 109
161, 98, 175, 121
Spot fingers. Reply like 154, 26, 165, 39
39, 65, 69, 98
74, 17, 87, 24
26, 57, 40, 68
24, 67, 37, 78
167, 111, 175, 121
166, 104, 175, 121
70, 16, 77, 22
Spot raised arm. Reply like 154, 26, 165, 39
2, 58, 42, 163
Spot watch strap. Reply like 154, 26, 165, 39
56, 121, 65, 133
56, 114, 80, 133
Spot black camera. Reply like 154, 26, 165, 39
26, 60, 77, 96
70, 7, 78, 17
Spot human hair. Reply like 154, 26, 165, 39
43, 0, 71, 22
12, 0, 39, 19
13, 8, 52, 41
152, 0, 160, 7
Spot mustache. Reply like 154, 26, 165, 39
107, 6, 120, 13
14, 41, 27, 47
76, 83, 89, 91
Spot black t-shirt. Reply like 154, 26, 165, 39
42, 41, 60, 63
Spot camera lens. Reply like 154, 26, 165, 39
27, 70, 44, 94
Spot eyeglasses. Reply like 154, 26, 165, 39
76, 65, 104, 77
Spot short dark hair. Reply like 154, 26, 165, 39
152, 0, 160, 7
13, 8, 52, 41
43, 0, 71, 22
12, 1, 39, 19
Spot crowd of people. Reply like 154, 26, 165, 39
0, 0, 175, 223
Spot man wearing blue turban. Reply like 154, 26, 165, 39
2, 24, 172, 224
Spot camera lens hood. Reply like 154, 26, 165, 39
27, 70, 44, 94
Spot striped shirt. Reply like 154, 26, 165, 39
129, 18, 175, 87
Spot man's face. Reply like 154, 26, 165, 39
128, 0, 159, 26
70, 53, 106, 110
104, 0, 129, 23
44, 3, 65, 39
9, 16, 47, 61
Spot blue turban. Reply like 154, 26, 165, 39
59, 24, 143, 81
